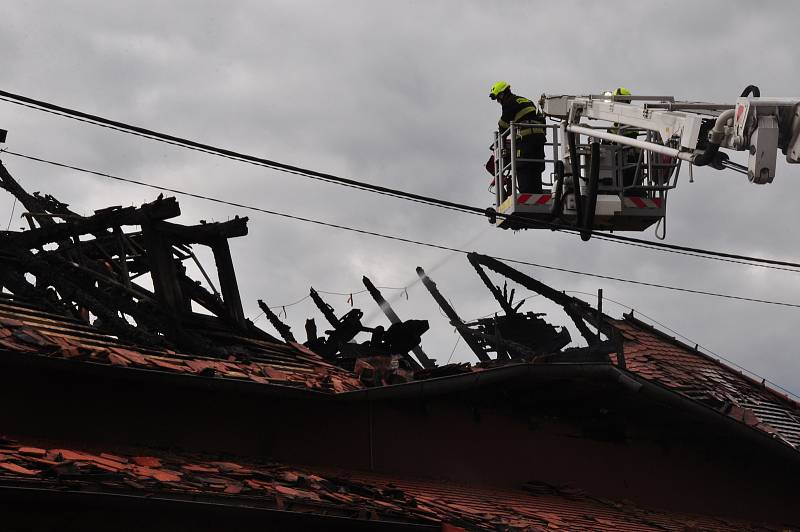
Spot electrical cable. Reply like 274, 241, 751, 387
446, 336, 461, 365
3, 148, 798, 275
2, 89, 800, 272
0, 91, 473, 214
582, 235, 800, 273
3, 149, 800, 310
6, 197, 17, 231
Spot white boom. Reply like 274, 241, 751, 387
542, 92, 800, 183
487, 89, 800, 239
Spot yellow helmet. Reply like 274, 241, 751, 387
490, 81, 510, 100
613, 87, 631, 97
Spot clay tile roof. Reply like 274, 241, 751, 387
0, 295, 362, 394
0, 436, 784, 531
612, 316, 800, 450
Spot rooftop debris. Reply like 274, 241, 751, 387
0, 297, 362, 393
362, 275, 435, 369
0, 436, 782, 531
416, 254, 599, 364
300, 286, 429, 374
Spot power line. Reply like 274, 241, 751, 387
585, 233, 800, 273
0, 90, 473, 214
446, 336, 461, 365
4, 149, 800, 310
6, 197, 17, 231
2, 89, 800, 272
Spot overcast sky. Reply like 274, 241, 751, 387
1, 1, 799, 395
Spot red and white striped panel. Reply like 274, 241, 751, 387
623, 197, 663, 209
516, 193, 553, 205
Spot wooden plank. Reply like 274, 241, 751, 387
211, 239, 245, 327
416, 266, 490, 363
141, 222, 186, 313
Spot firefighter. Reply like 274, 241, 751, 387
489, 81, 546, 194
609, 86, 643, 195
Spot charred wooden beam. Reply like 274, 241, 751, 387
362, 276, 432, 369
381, 320, 428, 370
175, 244, 220, 299
257, 299, 296, 343
2, 196, 180, 250
13, 254, 165, 346
0, 161, 57, 227
155, 216, 248, 246
12, 251, 175, 337
468, 331, 540, 359
0, 267, 74, 316
177, 273, 226, 317
48, 230, 143, 261
309, 287, 339, 328
0, 171, 279, 355
305, 318, 318, 344
535, 340, 617, 364
178, 311, 280, 347
210, 238, 245, 327
466, 253, 601, 345
322, 308, 367, 357
468, 255, 520, 316
113, 226, 131, 288
32, 191, 80, 219
416, 266, 491, 363
307, 288, 372, 358
141, 221, 186, 314
467, 313, 572, 359
4, 240, 239, 353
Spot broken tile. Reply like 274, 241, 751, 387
132, 456, 162, 467
0, 461, 39, 475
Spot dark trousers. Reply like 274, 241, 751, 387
516, 138, 546, 193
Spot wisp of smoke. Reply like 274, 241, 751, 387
361, 226, 490, 325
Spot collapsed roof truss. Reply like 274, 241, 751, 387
0, 161, 278, 355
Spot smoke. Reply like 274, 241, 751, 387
362, 226, 489, 325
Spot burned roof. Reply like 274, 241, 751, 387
0, 436, 783, 531
0, 293, 362, 394
2, 160, 800, 527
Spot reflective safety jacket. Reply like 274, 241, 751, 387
497, 93, 545, 139
609, 123, 639, 139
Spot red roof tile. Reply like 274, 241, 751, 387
613, 317, 800, 450
0, 436, 787, 531
0, 298, 363, 394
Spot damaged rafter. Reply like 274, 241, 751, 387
416, 266, 491, 363
1, 197, 181, 250
298, 284, 430, 371
0, 162, 278, 357
0, 161, 59, 228
468, 255, 522, 316
13, 254, 163, 346
257, 299, 296, 343
309, 287, 340, 328
467, 253, 600, 345
2, 249, 178, 345
362, 276, 433, 369
0, 268, 77, 317
155, 217, 248, 246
